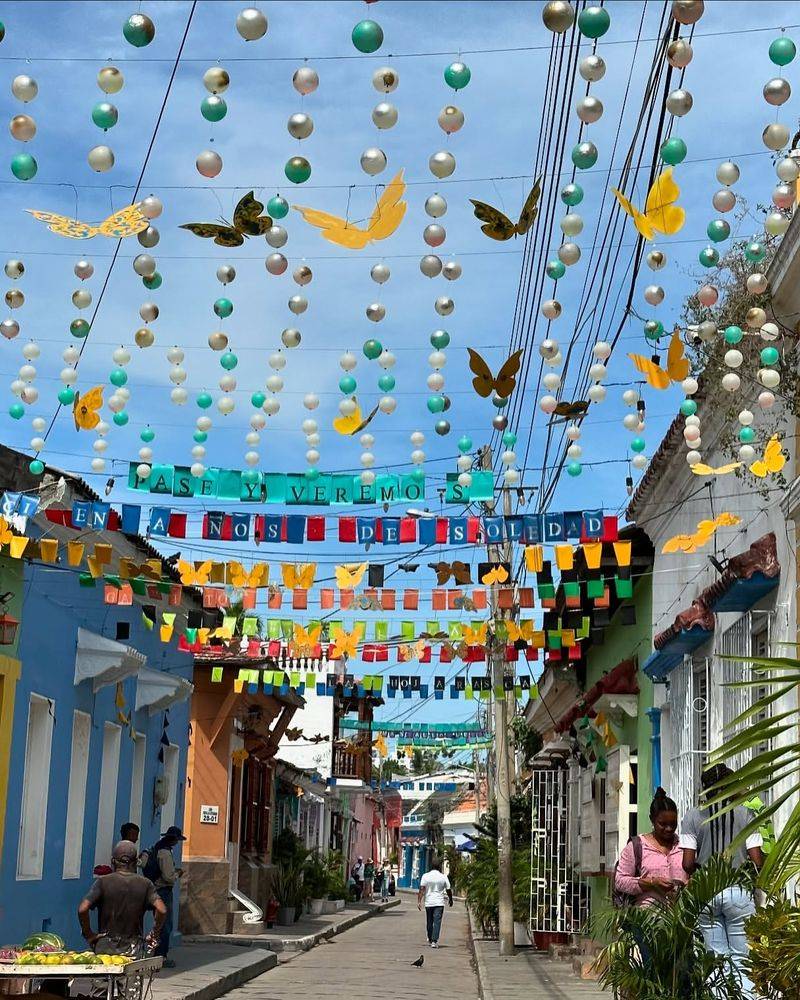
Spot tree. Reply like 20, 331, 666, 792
409, 749, 439, 775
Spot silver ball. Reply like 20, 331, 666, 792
372, 66, 399, 93
442, 260, 462, 281
776, 157, 799, 182
420, 255, 442, 278
712, 188, 736, 213
208, 331, 228, 351
265, 253, 287, 275
579, 54, 606, 82
672, 0, 705, 25
763, 122, 790, 151
424, 224, 446, 248
133, 253, 156, 277
425, 193, 447, 218
435, 296, 454, 316
716, 160, 740, 186
72, 289, 92, 309
360, 147, 387, 176
288, 294, 308, 315
558, 242, 581, 266
196, 149, 223, 177
435, 420, 450, 436
98, 66, 124, 95
287, 112, 313, 139
281, 327, 301, 348
137, 225, 160, 248
216, 264, 236, 284
370, 263, 390, 284
74, 259, 94, 280
763, 77, 791, 107
666, 88, 693, 116
372, 102, 398, 129
667, 38, 693, 68
643, 284, 664, 306
539, 338, 559, 360
366, 302, 386, 323
12, 75, 38, 103
265, 225, 288, 248
88, 145, 114, 172
293, 264, 313, 286
429, 150, 456, 179
1, 319, 19, 340
141, 196, 163, 219
576, 96, 603, 124
4, 260, 24, 280
139, 302, 159, 322
9, 115, 36, 141
203, 66, 230, 94
293, 66, 319, 95
236, 7, 268, 41
542, 0, 575, 32
492, 414, 508, 431
773, 183, 795, 210
437, 105, 464, 134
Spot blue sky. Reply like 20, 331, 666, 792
0, 0, 794, 730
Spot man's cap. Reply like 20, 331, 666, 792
161, 825, 187, 840
112, 841, 138, 862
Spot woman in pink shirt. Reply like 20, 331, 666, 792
615, 789, 688, 906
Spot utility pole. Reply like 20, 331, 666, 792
480, 445, 515, 956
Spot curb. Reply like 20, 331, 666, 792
151, 949, 277, 1000
467, 908, 495, 1000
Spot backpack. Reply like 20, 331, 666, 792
142, 847, 161, 883
612, 835, 643, 908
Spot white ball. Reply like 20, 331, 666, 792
425, 193, 447, 218
429, 150, 456, 178
738, 409, 754, 426
442, 260, 462, 281
306, 433, 320, 447
31, 417, 46, 432
266, 253, 288, 276
91, 458, 107, 473
339, 398, 356, 416
644, 284, 665, 306
303, 393, 320, 409
724, 349, 743, 369
269, 352, 287, 371
30, 436, 45, 451
686, 450, 702, 466
133, 254, 156, 277
19, 364, 36, 381
197, 416, 213, 431
293, 66, 319, 95
622, 389, 639, 406
359, 433, 374, 448
738, 445, 756, 463
760, 322, 780, 341
62, 345, 80, 365
217, 395, 235, 414
114, 346, 132, 365
759, 390, 775, 409
218, 373, 236, 392
539, 395, 558, 414
765, 211, 790, 237
250, 412, 266, 429
139, 446, 153, 461
379, 350, 396, 369
760, 368, 781, 388
560, 212, 584, 236
192, 445, 206, 459
681, 377, 698, 395
566, 423, 581, 441
137, 464, 152, 480
721, 372, 741, 392
170, 366, 187, 384
170, 387, 188, 405
302, 419, 318, 435
592, 341, 612, 360
244, 451, 259, 467
458, 472, 472, 488
588, 384, 607, 403
457, 455, 472, 472
567, 444, 582, 459
410, 431, 425, 446
263, 397, 280, 415
747, 272, 769, 295
191, 463, 206, 478
558, 242, 581, 266
60, 367, 78, 385
427, 372, 445, 391
88, 145, 115, 172
589, 363, 607, 381
411, 449, 426, 465
370, 263, 391, 284
22, 342, 40, 360
372, 101, 398, 129
685, 415, 701, 427
776, 156, 800, 182
107, 394, 125, 413
339, 352, 358, 372
435, 296, 454, 316
361, 452, 375, 468
504, 468, 521, 486
96, 420, 109, 436
684, 425, 700, 443
9, 380, 23, 397
117, 387, 130, 402
19, 385, 37, 404
428, 351, 446, 369
379, 395, 396, 414
716, 160, 740, 186
306, 449, 320, 465
543, 372, 561, 391
623, 413, 639, 430
631, 454, 648, 470
372, 66, 399, 93
501, 450, 516, 466
366, 302, 386, 322
266, 374, 284, 393
361, 470, 376, 486
420, 255, 443, 278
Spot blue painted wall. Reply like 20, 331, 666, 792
0, 560, 192, 947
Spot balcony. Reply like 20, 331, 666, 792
332, 743, 371, 782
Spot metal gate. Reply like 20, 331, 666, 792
529, 767, 588, 935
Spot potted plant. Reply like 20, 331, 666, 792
322, 851, 347, 914
273, 862, 303, 926
303, 851, 329, 917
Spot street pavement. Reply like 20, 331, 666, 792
233, 898, 479, 999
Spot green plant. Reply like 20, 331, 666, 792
745, 897, 800, 998
272, 826, 309, 868
593, 856, 753, 999
511, 714, 543, 769
303, 850, 329, 899
272, 861, 304, 908
459, 838, 531, 935
473, 790, 533, 849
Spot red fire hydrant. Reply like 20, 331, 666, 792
265, 897, 279, 928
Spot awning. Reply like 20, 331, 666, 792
135, 666, 193, 714
703, 532, 780, 613
644, 614, 714, 682
74, 627, 146, 693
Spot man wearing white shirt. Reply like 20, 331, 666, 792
416, 858, 453, 948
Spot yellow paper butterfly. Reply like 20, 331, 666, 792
507, 620, 536, 644
227, 562, 269, 588
611, 167, 686, 241
628, 327, 689, 390
749, 435, 787, 478
0, 517, 15, 548
329, 624, 364, 660
661, 513, 740, 554
177, 560, 213, 586
690, 462, 742, 477
462, 623, 488, 646
293, 170, 407, 249
335, 562, 368, 589
398, 639, 428, 662
481, 564, 510, 586
469, 177, 542, 241
291, 623, 321, 657
73, 385, 104, 431
27, 203, 150, 240
282, 563, 317, 590
332, 399, 380, 436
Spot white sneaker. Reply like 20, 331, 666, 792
431, 942, 438, 949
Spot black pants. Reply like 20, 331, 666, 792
425, 905, 444, 943
155, 886, 173, 957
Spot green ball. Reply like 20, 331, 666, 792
29, 459, 44, 476
769, 36, 796, 66
745, 241, 766, 264
285, 156, 311, 184
58, 387, 75, 405
630, 437, 646, 454
351, 19, 383, 53
143, 271, 162, 290
502, 431, 517, 447
680, 399, 697, 417
140, 426, 155, 442
430, 329, 450, 349
739, 426, 756, 443
267, 195, 289, 220
251, 390, 266, 408
123, 13, 155, 47
571, 141, 598, 170
91, 102, 118, 130
220, 350, 238, 370
113, 410, 129, 426
761, 346, 780, 366
561, 183, 584, 206
70, 318, 90, 338
444, 61, 471, 90
9, 402, 24, 419
699, 246, 719, 268
214, 298, 233, 319
546, 260, 566, 280
660, 137, 687, 165
378, 373, 395, 392
201, 95, 227, 122
109, 368, 128, 387
196, 392, 213, 409
567, 461, 583, 477
427, 395, 445, 414
339, 375, 357, 394
241, 469, 259, 486
0, 21, 6, 42
410, 466, 425, 483
724, 325, 743, 344
11, 153, 37, 181
193, 430, 208, 444
305, 466, 320, 480
363, 338, 383, 360
458, 435, 473, 453
578, 5, 610, 38
707, 219, 730, 243
644, 319, 664, 341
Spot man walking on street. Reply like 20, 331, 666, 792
140, 825, 185, 967
417, 857, 452, 948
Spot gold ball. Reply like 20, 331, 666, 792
208, 331, 229, 351
134, 327, 155, 349
5, 289, 24, 309
203, 66, 230, 94
746, 307, 767, 329
9, 114, 36, 141
97, 66, 124, 94
542, 0, 575, 32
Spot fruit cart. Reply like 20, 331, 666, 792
0, 956, 163, 1000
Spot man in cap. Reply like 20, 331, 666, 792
78, 841, 167, 958
139, 826, 186, 966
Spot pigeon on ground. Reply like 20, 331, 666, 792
411, 955, 424, 968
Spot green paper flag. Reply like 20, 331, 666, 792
614, 576, 633, 599
586, 579, 606, 599
241, 616, 258, 636
221, 615, 236, 635
401, 621, 415, 640
374, 621, 388, 642
267, 619, 281, 640
211, 666, 223, 683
